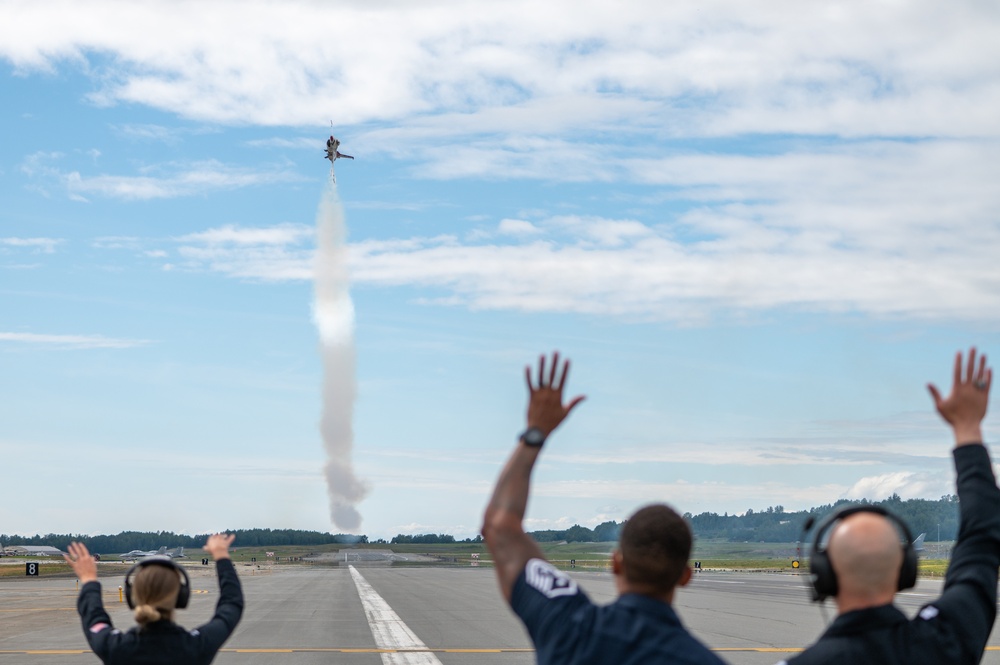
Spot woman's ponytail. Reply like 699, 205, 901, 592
133, 604, 163, 625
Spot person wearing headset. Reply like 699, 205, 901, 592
63, 533, 243, 664
782, 348, 999, 665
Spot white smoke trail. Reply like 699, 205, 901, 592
313, 180, 367, 531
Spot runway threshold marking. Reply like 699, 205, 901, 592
349, 564, 444, 665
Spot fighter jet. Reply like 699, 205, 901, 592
324, 134, 354, 182
120, 546, 187, 561
120, 546, 167, 561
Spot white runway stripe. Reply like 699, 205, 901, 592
349, 565, 444, 665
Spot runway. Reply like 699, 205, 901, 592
3, 564, 1000, 664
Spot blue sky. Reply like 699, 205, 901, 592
2, 1, 999, 540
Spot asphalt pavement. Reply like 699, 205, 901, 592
3, 563, 1000, 664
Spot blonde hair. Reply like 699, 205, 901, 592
132, 564, 181, 626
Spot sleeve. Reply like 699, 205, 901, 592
190, 558, 245, 658
921, 444, 1000, 660
77, 581, 120, 660
511, 558, 591, 656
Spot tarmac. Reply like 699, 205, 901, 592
2, 560, 1000, 664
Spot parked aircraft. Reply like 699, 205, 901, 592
120, 546, 186, 561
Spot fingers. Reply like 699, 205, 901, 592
966, 347, 978, 384
927, 383, 943, 409
566, 395, 586, 414
953, 351, 962, 388
530, 352, 567, 390
556, 359, 570, 392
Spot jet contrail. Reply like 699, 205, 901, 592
313, 179, 367, 531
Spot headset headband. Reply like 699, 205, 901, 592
124, 556, 191, 610
807, 504, 918, 602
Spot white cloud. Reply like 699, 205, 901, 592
0, 237, 64, 253
0, 1, 997, 140
168, 139, 1000, 325
63, 161, 301, 200
497, 219, 542, 237
21, 152, 302, 201
0, 332, 150, 349
176, 223, 313, 246
842, 471, 950, 502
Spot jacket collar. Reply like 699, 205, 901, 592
823, 603, 907, 637
616, 593, 681, 624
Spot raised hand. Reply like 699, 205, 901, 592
928, 348, 991, 446
63, 541, 98, 583
203, 533, 236, 560
524, 351, 586, 438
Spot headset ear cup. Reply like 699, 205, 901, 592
124, 563, 138, 609
175, 568, 191, 609
809, 550, 838, 601
898, 544, 918, 591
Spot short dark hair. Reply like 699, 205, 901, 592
619, 504, 692, 594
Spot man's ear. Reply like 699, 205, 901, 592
677, 565, 693, 588
612, 550, 623, 576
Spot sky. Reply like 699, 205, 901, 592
2, 1, 999, 541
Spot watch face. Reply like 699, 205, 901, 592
523, 428, 546, 447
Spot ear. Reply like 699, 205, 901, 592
612, 550, 623, 576
677, 565, 693, 588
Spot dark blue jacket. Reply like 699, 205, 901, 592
786, 444, 1000, 665
76, 558, 243, 665
512, 557, 724, 664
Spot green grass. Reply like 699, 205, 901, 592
0, 560, 74, 577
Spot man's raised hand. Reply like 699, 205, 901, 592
525, 351, 586, 438
928, 347, 991, 446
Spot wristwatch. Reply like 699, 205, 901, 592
520, 427, 547, 447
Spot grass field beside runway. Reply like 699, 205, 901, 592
1, 538, 952, 578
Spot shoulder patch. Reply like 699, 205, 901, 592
524, 558, 579, 599
89, 623, 109, 634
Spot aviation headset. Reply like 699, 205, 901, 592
807, 505, 918, 602
124, 556, 191, 610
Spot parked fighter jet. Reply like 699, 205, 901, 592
120, 546, 167, 561
324, 134, 354, 182
120, 546, 186, 561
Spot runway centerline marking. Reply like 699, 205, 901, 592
349, 565, 444, 665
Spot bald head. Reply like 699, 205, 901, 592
828, 512, 904, 608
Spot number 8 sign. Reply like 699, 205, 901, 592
26, 562, 39, 576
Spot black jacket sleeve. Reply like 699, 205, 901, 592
190, 558, 244, 655
931, 444, 1000, 661
77, 580, 121, 660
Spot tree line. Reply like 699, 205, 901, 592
0, 528, 366, 554
1, 494, 961, 552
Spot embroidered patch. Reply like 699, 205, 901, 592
89, 623, 109, 633
919, 606, 940, 620
524, 558, 579, 598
